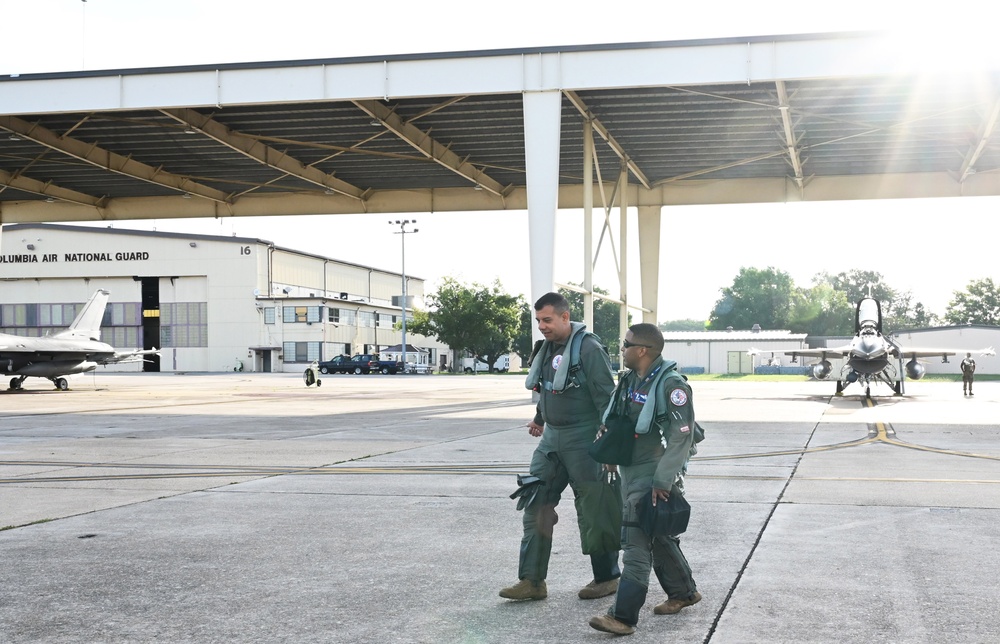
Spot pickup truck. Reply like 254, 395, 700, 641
318, 354, 403, 375
318, 354, 380, 375
376, 359, 404, 374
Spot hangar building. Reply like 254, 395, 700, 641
662, 329, 808, 374
892, 326, 1000, 375
0, 223, 447, 374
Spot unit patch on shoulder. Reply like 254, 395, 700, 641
669, 388, 688, 406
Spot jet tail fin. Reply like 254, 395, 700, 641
54, 289, 110, 341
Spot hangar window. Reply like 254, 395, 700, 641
37, 303, 82, 327
107, 327, 139, 348
357, 311, 375, 328
105, 302, 141, 326
281, 306, 320, 324
159, 302, 208, 348
2, 303, 35, 326
282, 341, 320, 363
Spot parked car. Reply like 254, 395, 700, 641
462, 354, 511, 373
318, 354, 380, 375
377, 359, 404, 374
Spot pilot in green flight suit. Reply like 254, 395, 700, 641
500, 292, 621, 602
589, 322, 703, 636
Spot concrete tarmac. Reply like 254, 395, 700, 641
1, 373, 998, 643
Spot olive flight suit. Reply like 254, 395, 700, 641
961, 356, 976, 395
608, 356, 700, 628
519, 324, 620, 585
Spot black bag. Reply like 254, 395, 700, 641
588, 413, 636, 466
575, 472, 623, 554
637, 491, 690, 537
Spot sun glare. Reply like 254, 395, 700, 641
881, 18, 1000, 75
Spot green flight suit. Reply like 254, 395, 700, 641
611, 356, 699, 627
961, 357, 976, 394
519, 329, 620, 584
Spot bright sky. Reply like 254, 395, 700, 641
2, 0, 998, 321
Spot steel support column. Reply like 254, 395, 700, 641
637, 205, 661, 323
618, 164, 628, 344
583, 120, 595, 330
523, 91, 562, 315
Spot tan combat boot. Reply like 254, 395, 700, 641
653, 590, 702, 615
499, 579, 547, 600
578, 578, 619, 599
588, 614, 635, 635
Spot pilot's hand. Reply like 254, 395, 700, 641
527, 420, 544, 437
602, 463, 618, 474
651, 487, 670, 506
594, 424, 607, 442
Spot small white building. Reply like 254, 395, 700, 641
0, 223, 448, 373
662, 329, 808, 374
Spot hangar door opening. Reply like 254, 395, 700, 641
140, 277, 161, 372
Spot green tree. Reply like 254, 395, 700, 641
512, 301, 534, 362
820, 269, 895, 306
708, 267, 796, 331
788, 282, 853, 335
560, 285, 624, 350
659, 319, 707, 331
407, 278, 525, 368
944, 278, 1000, 325
890, 292, 939, 329
814, 270, 935, 331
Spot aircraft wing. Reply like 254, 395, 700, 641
890, 346, 995, 360
99, 348, 161, 365
749, 345, 854, 360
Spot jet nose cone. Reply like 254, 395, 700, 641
858, 336, 884, 358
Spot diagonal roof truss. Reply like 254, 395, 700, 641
2, 32, 1000, 225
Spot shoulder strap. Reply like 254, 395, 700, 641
567, 331, 604, 388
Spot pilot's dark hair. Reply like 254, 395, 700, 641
628, 322, 664, 354
534, 292, 570, 315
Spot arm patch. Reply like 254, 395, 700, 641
669, 388, 688, 406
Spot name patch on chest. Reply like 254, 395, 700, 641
630, 391, 648, 404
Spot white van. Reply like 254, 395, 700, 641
462, 354, 510, 373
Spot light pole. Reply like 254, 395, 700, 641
389, 219, 418, 372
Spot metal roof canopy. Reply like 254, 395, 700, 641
3, 31, 1000, 318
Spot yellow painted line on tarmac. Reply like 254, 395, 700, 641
698, 396, 998, 463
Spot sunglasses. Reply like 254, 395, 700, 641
621, 340, 652, 349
